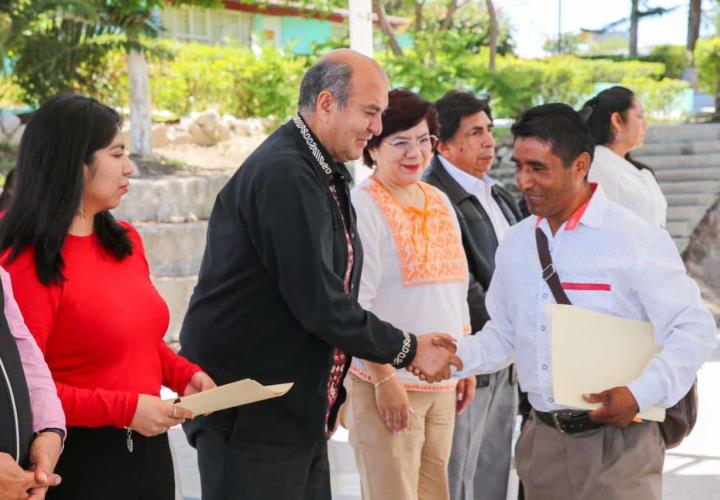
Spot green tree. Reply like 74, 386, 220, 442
695, 36, 720, 121
4, 0, 218, 156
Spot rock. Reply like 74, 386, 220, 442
167, 128, 193, 145
189, 109, 231, 146
151, 123, 169, 148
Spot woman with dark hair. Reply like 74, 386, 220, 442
0, 94, 216, 500
581, 85, 667, 227
345, 88, 472, 500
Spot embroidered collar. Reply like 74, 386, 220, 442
292, 113, 334, 177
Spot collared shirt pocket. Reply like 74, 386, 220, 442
560, 274, 615, 314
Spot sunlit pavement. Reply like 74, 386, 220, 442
169, 343, 720, 500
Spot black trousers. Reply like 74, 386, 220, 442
48, 427, 174, 500
190, 419, 330, 500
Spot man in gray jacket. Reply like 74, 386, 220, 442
424, 90, 521, 500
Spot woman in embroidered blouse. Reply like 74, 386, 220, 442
0, 94, 216, 499
345, 89, 474, 500
582, 86, 667, 227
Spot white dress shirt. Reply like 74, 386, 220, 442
455, 184, 717, 413
438, 155, 511, 241
589, 145, 668, 228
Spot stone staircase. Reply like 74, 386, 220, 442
111, 175, 229, 342
493, 123, 720, 251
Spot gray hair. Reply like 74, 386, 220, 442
298, 60, 353, 114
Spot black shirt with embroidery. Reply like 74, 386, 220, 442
179, 115, 415, 444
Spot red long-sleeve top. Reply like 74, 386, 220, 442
3, 221, 201, 428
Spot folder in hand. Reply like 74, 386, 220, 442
548, 304, 665, 422
170, 379, 293, 415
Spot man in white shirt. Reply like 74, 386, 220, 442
424, 90, 522, 500
437, 103, 717, 500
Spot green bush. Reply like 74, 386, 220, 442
620, 76, 690, 122
695, 37, 720, 96
150, 41, 307, 123
0, 75, 25, 108
647, 45, 692, 79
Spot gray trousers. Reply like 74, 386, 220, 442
516, 413, 664, 500
448, 365, 517, 500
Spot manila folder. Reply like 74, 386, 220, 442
548, 304, 665, 422
171, 379, 293, 415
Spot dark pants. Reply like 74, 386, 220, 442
191, 419, 331, 500
48, 427, 174, 500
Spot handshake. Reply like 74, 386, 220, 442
407, 334, 464, 383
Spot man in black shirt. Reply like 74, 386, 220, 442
179, 49, 460, 500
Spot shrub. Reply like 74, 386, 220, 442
695, 37, 720, 97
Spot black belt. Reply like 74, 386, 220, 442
534, 410, 603, 434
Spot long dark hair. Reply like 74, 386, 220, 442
0, 94, 132, 285
580, 86, 652, 173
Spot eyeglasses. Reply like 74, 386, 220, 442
383, 135, 438, 154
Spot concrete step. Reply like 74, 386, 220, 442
635, 141, 720, 157
665, 192, 717, 206
645, 124, 720, 144
674, 236, 690, 252
667, 204, 709, 222
667, 220, 695, 239
112, 175, 228, 223
639, 154, 720, 170
656, 168, 720, 182
136, 221, 207, 277
659, 180, 720, 195
153, 275, 197, 342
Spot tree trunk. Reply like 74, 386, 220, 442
687, 0, 702, 52
126, 47, 153, 156
714, 77, 720, 122
414, 0, 424, 32
486, 0, 497, 70
372, 0, 402, 56
440, 0, 459, 30
629, 0, 639, 56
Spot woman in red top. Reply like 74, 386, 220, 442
0, 94, 216, 499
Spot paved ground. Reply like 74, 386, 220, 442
169, 345, 720, 500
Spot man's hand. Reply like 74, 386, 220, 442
183, 371, 216, 396
27, 431, 62, 500
0, 452, 42, 500
407, 334, 463, 383
584, 386, 639, 428
456, 376, 476, 415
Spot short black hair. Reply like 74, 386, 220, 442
511, 103, 595, 167
435, 90, 492, 143
363, 88, 438, 167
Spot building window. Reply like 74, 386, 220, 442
160, 6, 252, 46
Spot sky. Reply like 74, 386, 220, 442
500, 0, 715, 58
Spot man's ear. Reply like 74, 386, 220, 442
436, 140, 450, 158
573, 151, 592, 179
367, 147, 379, 165
315, 91, 336, 122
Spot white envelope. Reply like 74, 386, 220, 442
548, 304, 665, 422
170, 379, 293, 415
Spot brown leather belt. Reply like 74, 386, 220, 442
534, 410, 603, 434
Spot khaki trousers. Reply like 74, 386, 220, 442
345, 374, 456, 500
516, 413, 665, 500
